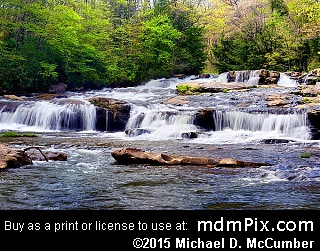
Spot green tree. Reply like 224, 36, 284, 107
153, 1, 207, 75
140, 13, 181, 78
286, 0, 320, 70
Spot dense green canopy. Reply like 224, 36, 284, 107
206, 0, 320, 73
0, 0, 319, 94
0, 0, 206, 94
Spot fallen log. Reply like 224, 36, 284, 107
111, 148, 270, 168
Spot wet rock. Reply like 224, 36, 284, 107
88, 97, 131, 132
198, 73, 212, 78
0, 100, 22, 112
0, 144, 32, 169
293, 103, 320, 140
27, 151, 68, 161
125, 128, 151, 137
3, 95, 24, 101
265, 93, 292, 107
263, 139, 290, 144
194, 108, 215, 130
34, 93, 69, 100
307, 108, 320, 140
49, 82, 67, 94
294, 83, 320, 97
111, 147, 270, 168
174, 74, 186, 79
258, 70, 281, 85
181, 132, 198, 139
163, 96, 190, 106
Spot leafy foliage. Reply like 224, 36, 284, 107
209, 0, 320, 73
0, 0, 319, 93
0, 0, 206, 94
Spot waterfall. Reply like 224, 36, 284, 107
247, 70, 260, 85
0, 72, 315, 142
216, 70, 260, 84
0, 99, 96, 131
212, 110, 310, 140
216, 72, 229, 82
105, 110, 110, 132
235, 70, 250, 83
139, 78, 178, 89
234, 70, 260, 84
277, 73, 298, 87
125, 105, 196, 138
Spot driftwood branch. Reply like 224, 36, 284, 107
23, 146, 49, 162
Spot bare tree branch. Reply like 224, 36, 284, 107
23, 146, 49, 162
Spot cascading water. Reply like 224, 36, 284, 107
216, 70, 260, 85
0, 72, 315, 142
246, 70, 260, 85
216, 70, 299, 87
105, 110, 110, 132
125, 104, 196, 139
234, 70, 254, 83
277, 73, 298, 87
1, 73, 320, 211
212, 109, 310, 141
0, 98, 96, 131
216, 72, 229, 82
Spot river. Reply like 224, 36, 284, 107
0, 73, 320, 210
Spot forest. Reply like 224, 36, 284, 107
0, 0, 319, 94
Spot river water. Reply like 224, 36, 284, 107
1, 73, 320, 210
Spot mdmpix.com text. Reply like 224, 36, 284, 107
198, 217, 313, 232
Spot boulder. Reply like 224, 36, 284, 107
27, 150, 68, 161
88, 97, 131, 132
0, 145, 68, 169
0, 144, 32, 169
49, 82, 67, 94
194, 108, 215, 130
111, 148, 270, 168
198, 73, 212, 78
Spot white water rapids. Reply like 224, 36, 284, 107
1, 71, 320, 210
0, 71, 313, 143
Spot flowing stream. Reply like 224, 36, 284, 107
0, 72, 320, 210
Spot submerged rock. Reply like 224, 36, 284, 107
111, 147, 270, 168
